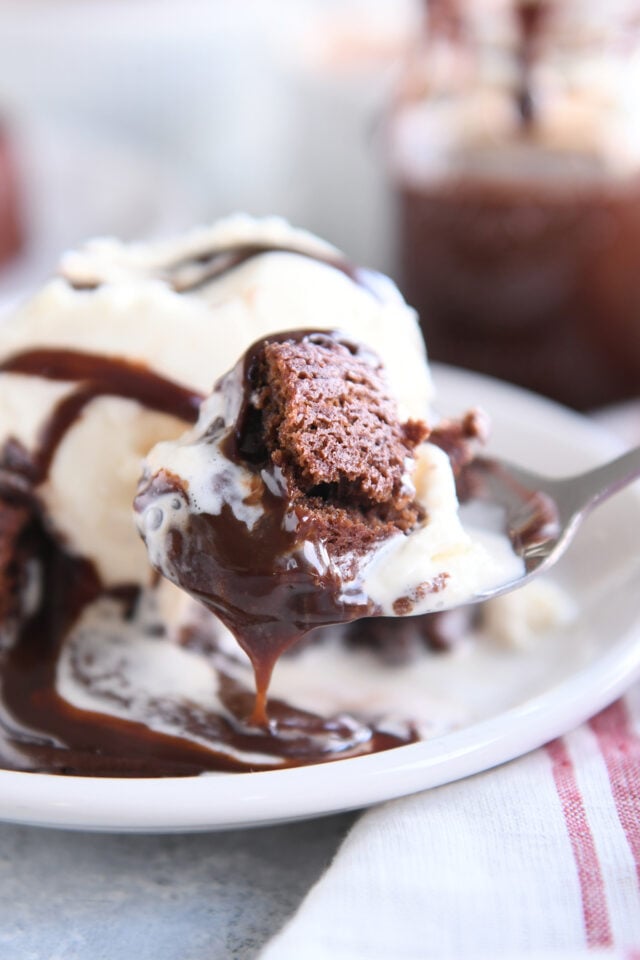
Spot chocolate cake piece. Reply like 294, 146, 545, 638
239, 332, 429, 557
429, 408, 489, 476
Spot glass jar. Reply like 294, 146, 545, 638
388, 0, 640, 409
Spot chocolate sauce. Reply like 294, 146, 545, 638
0, 451, 412, 775
136, 474, 373, 729
0, 311, 418, 775
67, 240, 384, 301
0, 518, 411, 775
0, 349, 203, 421
341, 606, 477, 661
425, 0, 549, 127
134, 330, 417, 729
514, 2, 548, 127
399, 175, 640, 410
0, 349, 203, 484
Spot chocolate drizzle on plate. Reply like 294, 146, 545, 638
0, 248, 422, 777
0, 524, 411, 776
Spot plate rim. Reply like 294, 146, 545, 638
1, 363, 638, 832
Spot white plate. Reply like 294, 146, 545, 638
1, 364, 640, 832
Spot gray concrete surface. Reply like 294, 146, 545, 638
0, 812, 357, 960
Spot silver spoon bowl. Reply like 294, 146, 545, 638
457, 445, 640, 603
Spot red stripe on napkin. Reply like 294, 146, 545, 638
590, 701, 640, 886
546, 738, 613, 948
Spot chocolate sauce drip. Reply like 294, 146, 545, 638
514, 1, 549, 127
0, 516, 411, 776
425, 0, 549, 127
67, 241, 383, 301
169, 243, 381, 298
0, 349, 203, 484
0, 348, 203, 422
138, 475, 374, 728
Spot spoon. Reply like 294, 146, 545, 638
457, 445, 640, 603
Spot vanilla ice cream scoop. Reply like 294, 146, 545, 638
0, 215, 431, 590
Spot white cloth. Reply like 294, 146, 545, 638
261, 406, 640, 960
261, 684, 640, 960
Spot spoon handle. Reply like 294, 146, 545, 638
565, 445, 640, 517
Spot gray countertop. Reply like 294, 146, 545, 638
0, 812, 357, 960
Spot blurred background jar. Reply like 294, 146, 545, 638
0, 0, 416, 299
389, 0, 640, 409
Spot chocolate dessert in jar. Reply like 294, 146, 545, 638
389, 0, 640, 410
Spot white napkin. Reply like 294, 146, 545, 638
260, 406, 640, 960
261, 684, 640, 960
